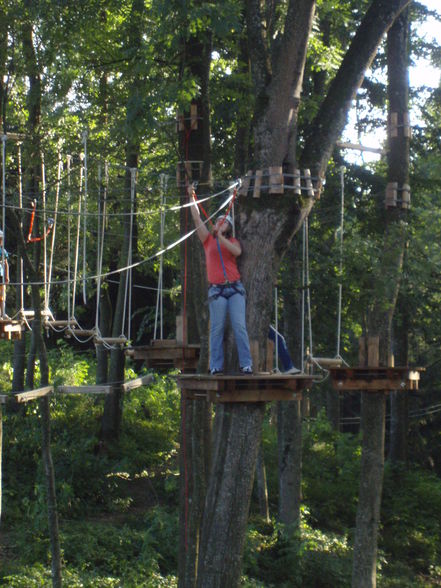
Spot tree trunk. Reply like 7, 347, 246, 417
352, 392, 386, 588
255, 444, 270, 522
177, 14, 212, 586
102, 0, 144, 443
277, 400, 302, 526
197, 403, 266, 588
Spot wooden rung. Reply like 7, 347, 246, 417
253, 170, 263, 198
14, 386, 53, 403
69, 329, 97, 337
151, 339, 178, 347
47, 320, 79, 327
121, 374, 154, 393
57, 385, 112, 395
94, 336, 127, 345
309, 357, 343, 369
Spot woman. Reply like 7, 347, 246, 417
189, 186, 253, 375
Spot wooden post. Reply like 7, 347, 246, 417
358, 337, 367, 366
190, 103, 198, 130
253, 170, 263, 198
250, 339, 260, 372
368, 336, 380, 367
176, 313, 188, 345
266, 339, 274, 372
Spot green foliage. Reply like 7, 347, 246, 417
243, 516, 352, 587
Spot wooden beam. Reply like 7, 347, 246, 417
121, 374, 154, 393
14, 386, 53, 403
57, 385, 113, 395
336, 141, 385, 155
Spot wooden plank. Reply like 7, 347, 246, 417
94, 336, 127, 345
69, 329, 97, 337
401, 184, 411, 209
389, 112, 398, 137
303, 169, 314, 197
207, 389, 302, 403
15, 386, 53, 403
309, 356, 343, 369
293, 169, 301, 195
368, 336, 379, 367
332, 378, 411, 391
121, 374, 154, 393
176, 314, 187, 345
150, 339, 178, 347
3, 323, 24, 333
190, 103, 198, 130
268, 166, 284, 194
57, 385, 113, 395
253, 170, 263, 198
336, 141, 385, 155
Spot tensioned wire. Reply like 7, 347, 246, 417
5, 184, 238, 289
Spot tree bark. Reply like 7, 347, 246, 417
255, 444, 270, 523
277, 399, 302, 526
352, 392, 386, 588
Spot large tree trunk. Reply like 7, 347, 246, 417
177, 14, 212, 587
352, 8, 410, 587
195, 1, 412, 585
102, 0, 144, 443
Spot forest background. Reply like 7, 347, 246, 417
0, 0, 441, 586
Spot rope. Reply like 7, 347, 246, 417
42, 154, 48, 313
17, 142, 25, 314
274, 286, 279, 370
95, 162, 108, 332
47, 148, 62, 306
67, 155, 72, 325
121, 168, 136, 340
336, 166, 345, 358
154, 173, 167, 340
1, 135, 6, 317
82, 131, 88, 305
301, 221, 306, 373
71, 158, 83, 321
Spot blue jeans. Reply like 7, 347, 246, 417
208, 281, 252, 372
268, 325, 294, 371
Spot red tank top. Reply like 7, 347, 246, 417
203, 234, 241, 284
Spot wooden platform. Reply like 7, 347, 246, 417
127, 339, 200, 372
329, 367, 421, 392
176, 373, 314, 402
0, 319, 24, 340
14, 386, 53, 403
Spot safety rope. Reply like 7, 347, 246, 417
46, 148, 62, 307
121, 168, 136, 340
82, 131, 88, 305
71, 156, 83, 321
1, 135, 6, 317
154, 173, 167, 340
336, 166, 345, 359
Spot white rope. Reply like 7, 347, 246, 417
154, 173, 167, 340
121, 168, 136, 339
6, 188, 236, 289
1, 135, 6, 317
274, 286, 279, 370
336, 165, 345, 358
67, 155, 72, 325
71, 157, 83, 320
82, 131, 88, 305
301, 221, 306, 372
42, 153, 49, 312
305, 218, 313, 358
46, 148, 62, 305
95, 162, 108, 332
17, 143, 25, 313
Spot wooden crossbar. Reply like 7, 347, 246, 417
94, 336, 127, 345
14, 386, 53, 403
121, 374, 154, 393
57, 385, 113, 395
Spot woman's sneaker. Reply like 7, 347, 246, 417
284, 366, 301, 374
210, 369, 223, 375
240, 366, 253, 374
